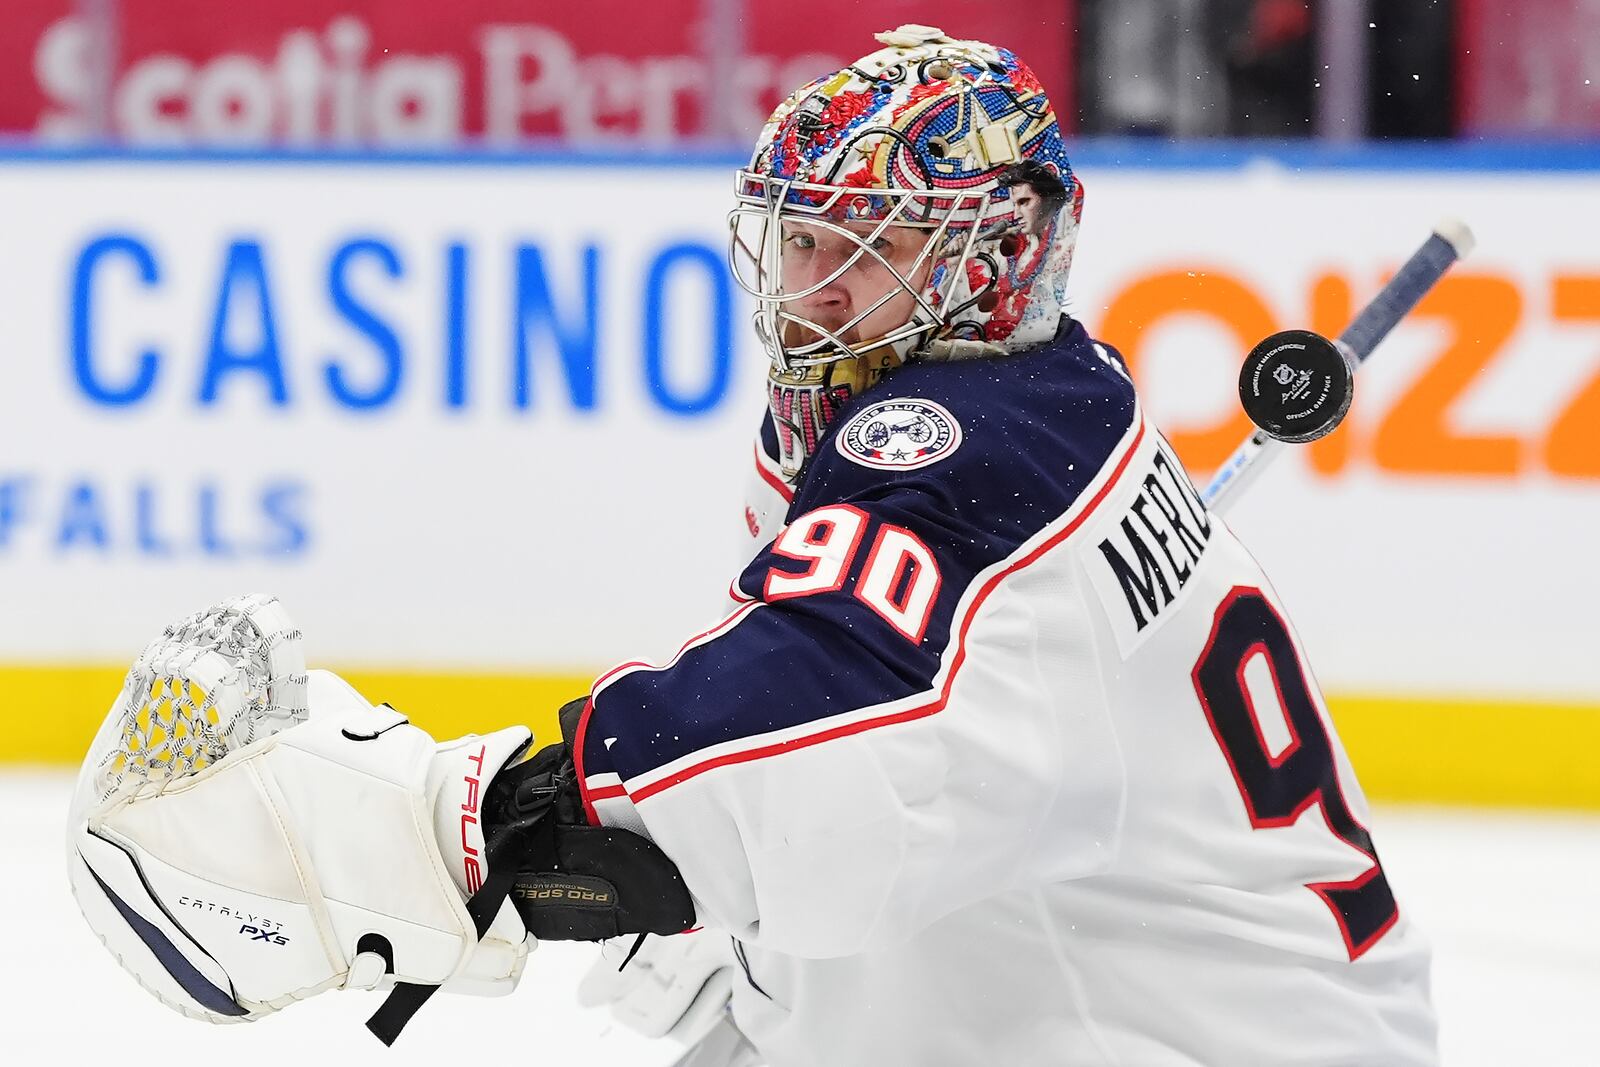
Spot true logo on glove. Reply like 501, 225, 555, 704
461, 743, 486, 893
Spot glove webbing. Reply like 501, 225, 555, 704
364, 814, 547, 1045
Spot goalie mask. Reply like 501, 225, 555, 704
729, 24, 1085, 478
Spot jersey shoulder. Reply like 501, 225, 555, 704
800, 320, 1141, 537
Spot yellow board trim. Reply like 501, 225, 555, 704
5, 664, 1600, 809
1328, 694, 1600, 810
0, 664, 589, 767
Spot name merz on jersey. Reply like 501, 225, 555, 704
1089, 435, 1215, 655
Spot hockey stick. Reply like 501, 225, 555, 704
1201, 219, 1476, 513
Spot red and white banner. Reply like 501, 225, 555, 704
2, 0, 1074, 144
1458, 0, 1600, 135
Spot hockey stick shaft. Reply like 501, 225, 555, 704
1200, 219, 1475, 512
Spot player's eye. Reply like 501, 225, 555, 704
783, 231, 816, 250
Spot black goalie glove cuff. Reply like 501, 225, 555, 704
369, 698, 694, 1045
487, 697, 697, 943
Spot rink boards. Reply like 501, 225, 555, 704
1, 143, 1596, 806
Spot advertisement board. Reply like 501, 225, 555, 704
2, 0, 1074, 144
0, 160, 765, 663
1, 148, 1597, 805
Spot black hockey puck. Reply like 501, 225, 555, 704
1238, 330, 1354, 443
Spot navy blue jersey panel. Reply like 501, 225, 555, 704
589, 319, 1138, 783
578, 704, 619, 782
790, 320, 1136, 534
595, 601, 928, 781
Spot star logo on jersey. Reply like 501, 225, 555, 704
835, 398, 962, 471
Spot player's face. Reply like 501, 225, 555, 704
779, 220, 932, 347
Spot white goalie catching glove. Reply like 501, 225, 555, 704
66, 595, 536, 1037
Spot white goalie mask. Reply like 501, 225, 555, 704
727, 24, 1085, 478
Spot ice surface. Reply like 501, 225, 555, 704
10, 771, 1599, 1064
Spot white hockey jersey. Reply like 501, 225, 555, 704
572, 320, 1436, 1066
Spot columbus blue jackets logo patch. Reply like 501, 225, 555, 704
836, 399, 963, 471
